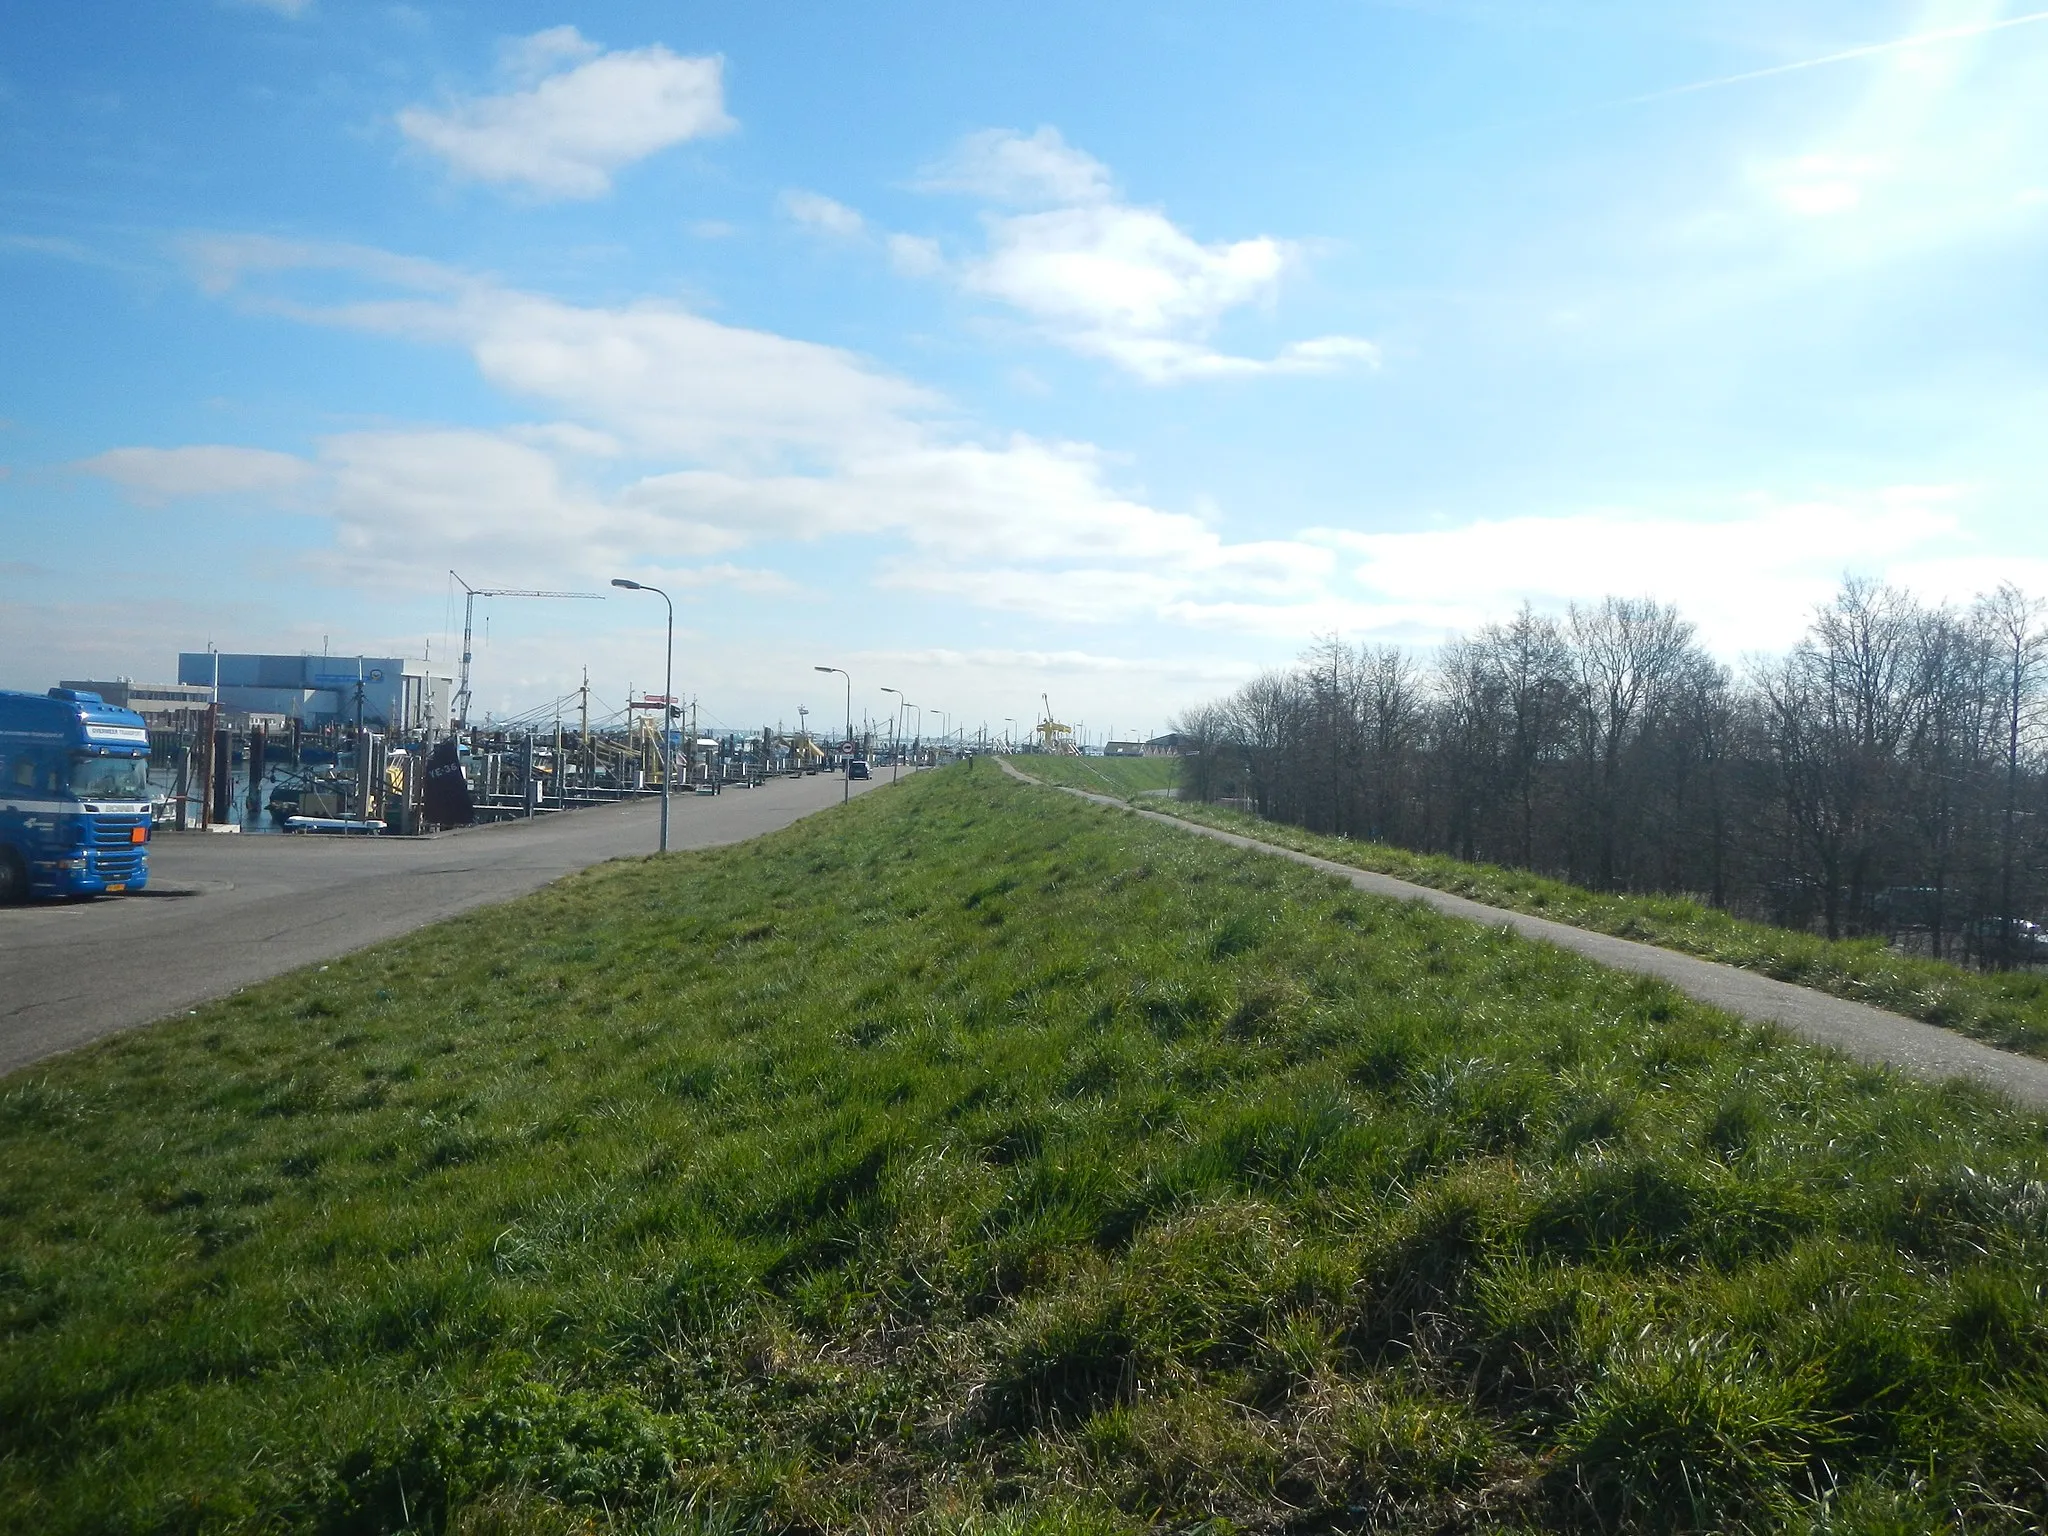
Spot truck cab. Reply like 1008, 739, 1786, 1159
0, 688, 153, 901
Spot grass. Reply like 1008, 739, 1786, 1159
997, 754, 1179, 800
1002, 757, 2048, 1059
7, 762, 2048, 1532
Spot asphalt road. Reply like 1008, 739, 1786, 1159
0, 773, 888, 1077
1003, 762, 2048, 1111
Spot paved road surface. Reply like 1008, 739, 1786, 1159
0, 773, 886, 1076
1003, 762, 2048, 1110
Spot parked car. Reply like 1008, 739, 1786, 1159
847, 758, 871, 780
1971, 917, 2048, 964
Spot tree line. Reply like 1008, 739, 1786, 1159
1172, 580, 2048, 966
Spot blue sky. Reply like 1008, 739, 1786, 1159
3, 0, 2045, 738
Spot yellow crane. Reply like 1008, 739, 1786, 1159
1037, 693, 1079, 754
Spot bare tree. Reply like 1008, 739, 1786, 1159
1171, 579, 2047, 969
1976, 585, 2048, 966
1479, 605, 1571, 869
1568, 597, 1698, 888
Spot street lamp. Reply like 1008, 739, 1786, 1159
881, 686, 904, 783
906, 702, 921, 764
814, 665, 851, 803
1004, 717, 1015, 753
611, 578, 673, 853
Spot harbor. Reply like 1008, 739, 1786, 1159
65, 648, 940, 839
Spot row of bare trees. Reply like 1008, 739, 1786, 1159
1173, 581, 2048, 965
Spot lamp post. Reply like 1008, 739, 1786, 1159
1004, 717, 1015, 752
881, 687, 904, 783
814, 665, 851, 803
907, 703, 921, 765
611, 578, 673, 853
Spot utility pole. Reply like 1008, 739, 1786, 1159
611, 579, 674, 852
816, 666, 851, 802
883, 687, 904, 782
579, 668, 591, 802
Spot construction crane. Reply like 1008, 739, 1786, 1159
450, 571, 604, 727
1037, 693, 1079, 754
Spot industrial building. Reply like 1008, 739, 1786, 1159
59, 679, 214, 720
175, 653, 454, 733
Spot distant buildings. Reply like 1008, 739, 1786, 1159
1104, 739, 1144, 757
175, 653, 454, 733
59, 679, 213, 720
1143, 733, 1186, 756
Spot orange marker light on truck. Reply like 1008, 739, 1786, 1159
131, 826, 148, 844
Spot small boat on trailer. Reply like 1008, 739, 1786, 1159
283, 816, 386, 835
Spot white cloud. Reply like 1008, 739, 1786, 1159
916, 125, 1114, 205
231, 0, 311, 15
321, 430, 616, 576
969, 206, 1282, 337
181, 241, 1347, 632
650, 562, 798, 595
1762, 153, 1888, 217
886, 233, 944, 277
178, 237, 938, 461
912, 128, 1377, 383
499, 24, 599, 79
1276, 336, 1383, 369
397, 29, 734, 199
79, 445, 314, 504
507, 421, 621, 457
857, 645, 1243, 681
781, 189, 865, 239
1318, 488, 1970, 653
626, 437, 1334, 585
265, 424, 1337, 631
150, 239, 2041, 665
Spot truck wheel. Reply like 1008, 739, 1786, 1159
0, 848, 26, 905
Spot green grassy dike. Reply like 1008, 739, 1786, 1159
7, 764, 2048, 1534
1005, 755, 2048, 1058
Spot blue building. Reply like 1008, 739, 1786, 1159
176, 653, 453, 733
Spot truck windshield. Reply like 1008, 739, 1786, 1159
70, 755, 151, 800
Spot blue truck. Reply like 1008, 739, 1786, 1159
0, 687, 153, 901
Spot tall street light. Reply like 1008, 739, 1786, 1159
881, 686, 904, 783
1004, 717, 1015, 752
814, 665, 851, 803
611, 578, 673, 853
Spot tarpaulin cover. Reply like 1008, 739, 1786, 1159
423, 739, 474, 827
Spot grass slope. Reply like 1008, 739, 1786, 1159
7, 765, 2048, 1534
999, 755, 1178, 799
1004, 758, 2048, 1059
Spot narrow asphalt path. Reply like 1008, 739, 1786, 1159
1001, 761, 2048, 1110
0, 773, 890, 1077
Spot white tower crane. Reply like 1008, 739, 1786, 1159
450, 571, 604, 727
